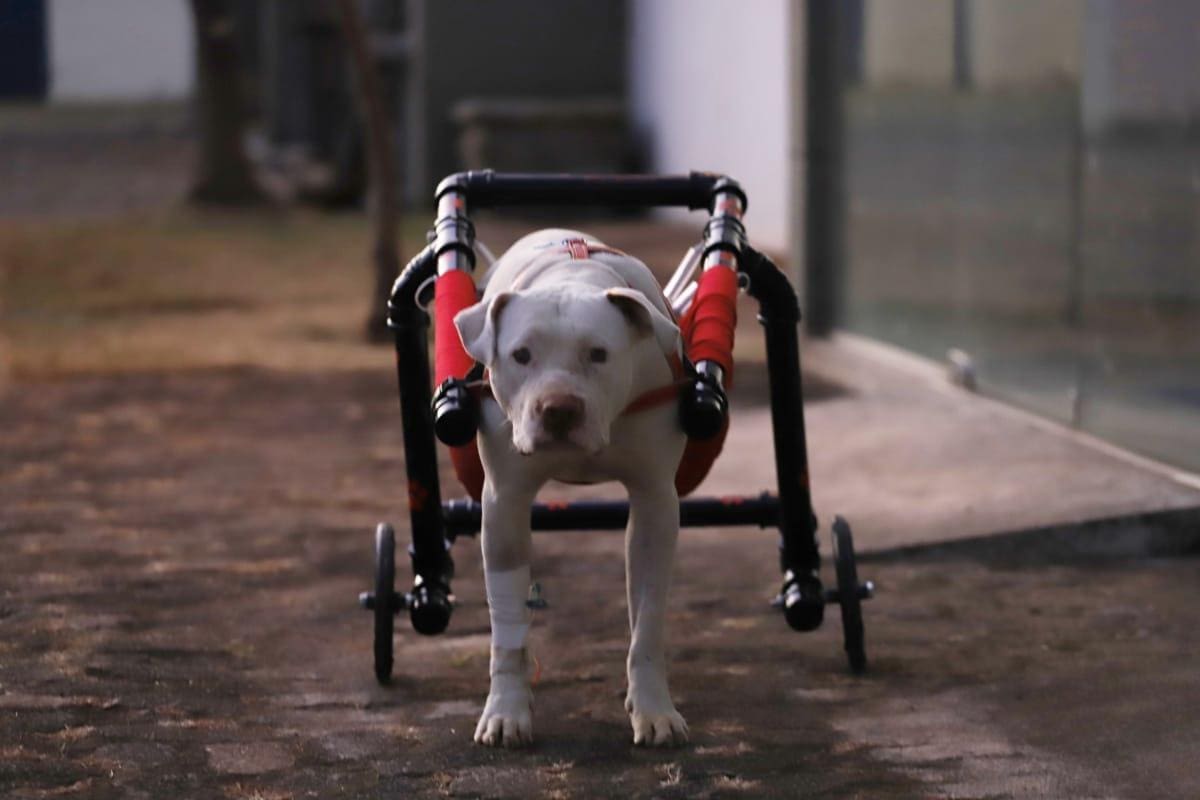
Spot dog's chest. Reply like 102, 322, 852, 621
545, 456, 617, 485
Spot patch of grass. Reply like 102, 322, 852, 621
712, 773, 762, 792
222, 784, 293, 800
0, 209, 427, 378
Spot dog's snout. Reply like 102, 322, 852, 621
536, 393, 585, 437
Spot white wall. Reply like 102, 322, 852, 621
628, 0, 793, 251
49, 0, 194, 102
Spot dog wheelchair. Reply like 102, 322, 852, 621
358, 171, 873, 683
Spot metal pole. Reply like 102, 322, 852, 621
404, 0, 428, 207
335, 0, 403, 341
803, 0, 845, 337
953, 0, 973, 91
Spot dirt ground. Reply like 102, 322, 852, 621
4, 366, 1199, 799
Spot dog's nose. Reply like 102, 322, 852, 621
536, 394, 584, 437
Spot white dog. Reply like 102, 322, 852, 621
454, 229, 689, 748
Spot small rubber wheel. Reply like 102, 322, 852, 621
832, 516, 867, 673
373, 523, 396, 684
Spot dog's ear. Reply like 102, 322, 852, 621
605, 288, 680, 356
455, 292, 514, 364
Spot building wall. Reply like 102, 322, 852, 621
1083, 0, 1200, 132
971, 0, 1081, 89
628, 0, 792, 251
418, 0, 626, 202
862, 0, 1081, 90
49, 0, 193, 102
863, 0, 954, 87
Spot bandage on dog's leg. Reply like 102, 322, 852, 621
485, 565, 532, 651
489, 645, 528, 678
476, 564, 535, 747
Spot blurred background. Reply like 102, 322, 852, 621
1, 0, 1197, 472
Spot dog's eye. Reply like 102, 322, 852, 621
512, 347, 531, 365
589, 347, 608, 364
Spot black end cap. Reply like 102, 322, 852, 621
409, 582, 453, 636
432, 378, 478, 446
679, 375, 728, 440
781, 571, 825, 632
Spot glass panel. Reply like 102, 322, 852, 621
842, 0, 1200, 471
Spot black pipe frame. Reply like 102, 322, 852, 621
804, 0, 845, 337
387, 246, 453, 586
442, 493, 780, 540
741, 245, 821, 574
436, 170, 725, 211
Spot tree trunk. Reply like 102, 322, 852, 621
190, 0, 266, 205
334, 0, 401, 342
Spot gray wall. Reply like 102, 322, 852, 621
1083, 0, 1200, 134
413, 0, 625, 201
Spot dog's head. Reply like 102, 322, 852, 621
455, 286, 678, 455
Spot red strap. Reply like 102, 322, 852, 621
565, 238, 591, 260
620, 352, 686, 415
557, 237, 631, 261
621, 382, 681, 415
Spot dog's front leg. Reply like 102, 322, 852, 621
474, 477, 539, 748
624, 478, 688, 747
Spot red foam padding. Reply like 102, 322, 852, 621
450, 438, 486, 501
673, 264, 740, 494
675, 417, 729, 497
434, 270, 479, 385
434, 270, 486, 500
686, 265, 738, 380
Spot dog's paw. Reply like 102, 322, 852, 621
473, 675, 533, 748
630, 705, 689, 747
626, 679, 688, 747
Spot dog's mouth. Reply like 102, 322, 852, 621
520, 438, 586, 455
512, 400, 609, 456
517, 433, 606, 458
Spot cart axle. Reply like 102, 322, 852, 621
824, 582, 875, 603
358, 591, 407, 613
